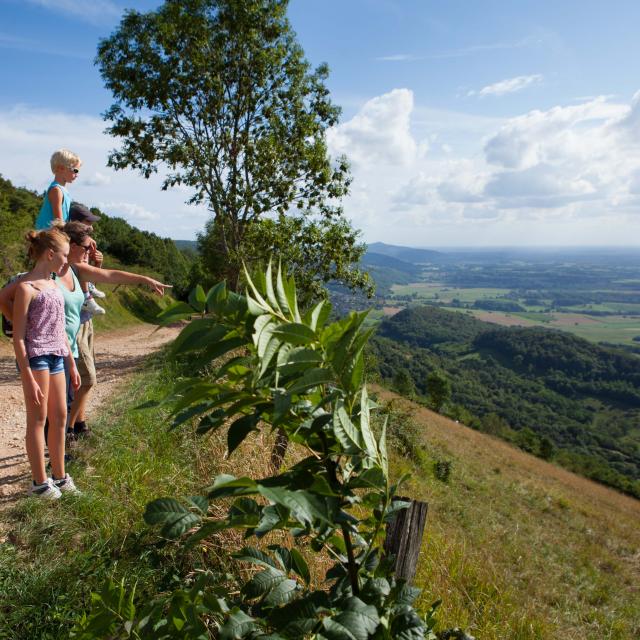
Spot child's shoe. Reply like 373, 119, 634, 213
88, 282, 106, 298
53, 473, 81, 496
73, 420, 92, 438
29, 478, 62, 500
82, 297, 106, 316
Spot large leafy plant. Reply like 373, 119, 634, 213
74, 264, 439, 639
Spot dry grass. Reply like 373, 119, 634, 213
372, 387, 640, 640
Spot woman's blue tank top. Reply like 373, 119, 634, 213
35, 181, 71, 230
54, 267, 85, 358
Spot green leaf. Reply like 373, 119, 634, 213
219, 608, 258, 640
233, 546, 279, 570
227, 413, 260, 456
275, 262, 291, 317
207, 475, 258, 499
333, 403, 363, 454
331, 598, 380, 640
186, 495, 209, 514
170, 381, 219, 415
378, 416, 388, 476
188, 284, 206, 312
346, 467, 386, 490
244, 264, 274, 314
254, 504, 287, 537
287, 368, 334, 394
190, 336, 247, 371
321, 618, 358, 640
264, 260, 282, 314
257, 486, 330, 527
205, 281, 227, 313
171, 401, 215, 430
242, 567, 286, 599
170, 318, 226, 354
228, 498, 261, 527
289, 548, 311, 586
282, 272, 301, 323
155, 301, 194, 325
143, 498, 201, 538
359, 386, 378, 461
307, 299, 330, 332
272, 323, 317, 345
390, 604, 427, 640
252, 313, 272, 347
264, 577, 298, 606
259, 336, 282, 378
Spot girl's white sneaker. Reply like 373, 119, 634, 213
29, 478, 62, 500
53, 473, 81, 495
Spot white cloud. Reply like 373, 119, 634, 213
330, 89, 640, 245
376, 54, 420, 62
327, 89, 418, 167
84, 172, 112, 187
99, 201, 158, 222
469, 74, 543, 98
23, 0, 121, 25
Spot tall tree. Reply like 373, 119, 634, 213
97, 0, 372, 297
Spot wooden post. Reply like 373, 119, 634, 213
270, 429, 289, 471
383, 496, 428, 583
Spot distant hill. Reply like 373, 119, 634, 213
367, 241, 443, 264
173, 239, 199, 253
371, 305, 640, 497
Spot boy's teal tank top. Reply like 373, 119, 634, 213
54, 267, 85, 358
35, 181, 71, 230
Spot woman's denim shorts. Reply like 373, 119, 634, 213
28, 354, 65, 375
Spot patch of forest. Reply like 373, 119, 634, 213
370, 305, 640, 498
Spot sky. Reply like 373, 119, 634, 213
1, 0, 640, 247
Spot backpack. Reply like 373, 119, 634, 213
1, 273, 28, 338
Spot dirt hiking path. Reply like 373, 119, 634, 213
0, 324, 180, 505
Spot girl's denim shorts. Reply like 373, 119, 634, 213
28, 354, 65, 375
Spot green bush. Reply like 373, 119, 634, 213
73, 263, 447, 639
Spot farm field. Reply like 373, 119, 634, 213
433, 307, 640, 345
361, 247, 640, 349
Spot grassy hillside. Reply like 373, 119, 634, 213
378, 388, 640, 639
372, 306, 640, 498
1, 354, 638, 639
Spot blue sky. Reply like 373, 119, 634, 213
1, 0, 640, 246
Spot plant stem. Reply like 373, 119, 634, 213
341, 523, 360, 596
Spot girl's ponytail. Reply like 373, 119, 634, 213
25, 227, 69, 261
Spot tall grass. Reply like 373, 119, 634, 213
379, 389, 640, 640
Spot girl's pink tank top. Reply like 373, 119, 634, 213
25, 286, 69, 359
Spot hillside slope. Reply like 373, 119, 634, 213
372, 305, 640, 497
376, 387, 640, 639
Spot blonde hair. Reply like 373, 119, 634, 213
50, 149, 81, 172
25, 226, 70, 261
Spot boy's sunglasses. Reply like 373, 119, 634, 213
70, 168, 80, 174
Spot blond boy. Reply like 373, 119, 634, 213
35, 149, 82, 230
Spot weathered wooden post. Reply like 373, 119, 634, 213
383, 496, 428, 583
